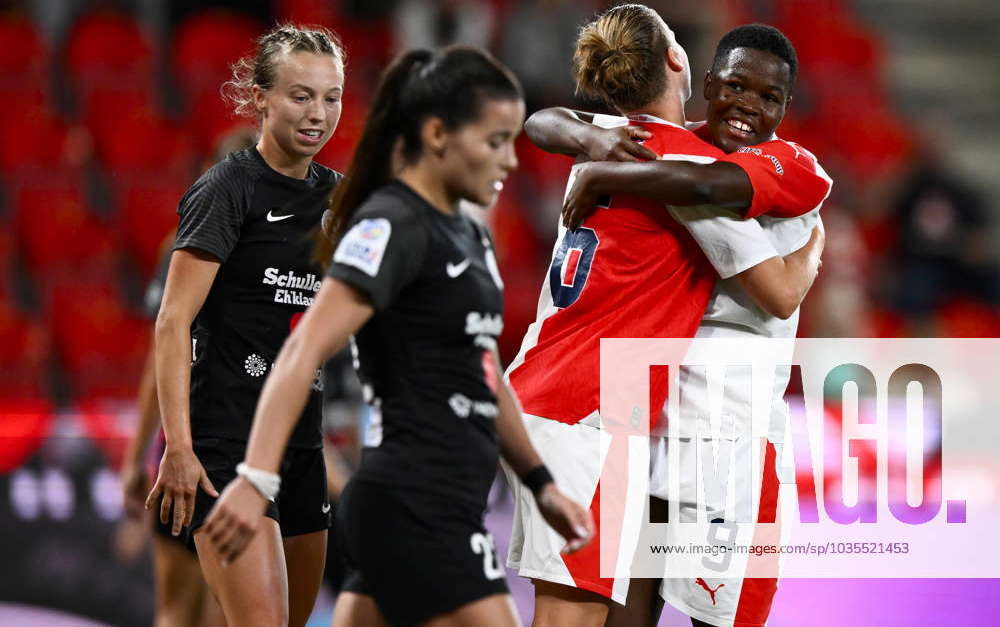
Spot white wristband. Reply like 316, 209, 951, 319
236, 463, 280, 503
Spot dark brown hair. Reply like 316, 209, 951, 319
573, 4, 670, 112
222, 24, 345, 120
712, 23, 798, 88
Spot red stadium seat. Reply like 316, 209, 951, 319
49, 282, 150, 400
865, 306, 908, 338
188, 87, 250, 154
117, 181, 186, 278
0, 400, 54, 473
774, 3, 883, 77
276, 0, 337, 24
332, 15, 393, 71
80, 84, 158, 153
277, 1, 394, 72
0, 106, 85, 173
96, 110, 196, 177
65, 10, 154, 87
0, 297, 50, 401
12, 180, 118, 282
0, 15, 47, 77
172, 9, 262, 98
0, 231, 12, 290
934, 300, 1000, 338
807, 97, 913, 184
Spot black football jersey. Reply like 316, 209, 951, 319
327, 181, 505, 510
174, 147, 342, 448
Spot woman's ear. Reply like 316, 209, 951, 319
252, 85, 267, 118
666, 45, 684, 72
420, 117, 448, 157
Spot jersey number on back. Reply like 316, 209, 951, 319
549, 227, 599, 308
470, 532, 505, 580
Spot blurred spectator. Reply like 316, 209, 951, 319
394, 0, 496, 51
888, 153, 999, 320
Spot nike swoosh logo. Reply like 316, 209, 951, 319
266, 210, 295, 222
446, 259, 471, 278
321, 503, 331, 514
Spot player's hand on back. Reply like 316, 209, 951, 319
812, 220, 825, 256
562, 161, 611, 230
582, 125, 657, 163
203, 476, 269, 565
535, 483, 595, 554
145, 445, 219, 536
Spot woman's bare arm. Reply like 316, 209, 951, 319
734, 221, 825, 320
145, 248, 222, 535
524, 107, 657, 162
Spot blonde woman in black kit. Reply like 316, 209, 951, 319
145, 25, 345, 627
204, 46, 594, 627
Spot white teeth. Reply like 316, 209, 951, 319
493, 181, 504, 192
301, 130, 321, 137
728, 120, 752, 133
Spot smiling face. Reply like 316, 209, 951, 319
703, 47, 792, 153
255, 50, 344, 163
438, 97, 525, 207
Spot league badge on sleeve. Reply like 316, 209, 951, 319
333, 218, 392, 277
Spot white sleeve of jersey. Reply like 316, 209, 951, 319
669, 206, 780, 279
590, 113, 629, 129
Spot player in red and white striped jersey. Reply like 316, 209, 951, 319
532, 23, 831, 627
503, 10, 829, 627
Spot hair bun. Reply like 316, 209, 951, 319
572, 4, 671, 111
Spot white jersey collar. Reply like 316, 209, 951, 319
626, 113, 686, 130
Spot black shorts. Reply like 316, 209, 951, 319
185, 437, 331, 550
338, 479, 508, 626
150, 437, 193, 548
152, 501, 196, 551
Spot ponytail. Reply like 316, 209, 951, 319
573, 4, 670, 112
313, 49, 433, 268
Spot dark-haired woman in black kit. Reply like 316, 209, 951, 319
204, 46, 594, 627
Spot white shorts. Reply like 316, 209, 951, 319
504, 413, 648, 605
648, 433, 783, 627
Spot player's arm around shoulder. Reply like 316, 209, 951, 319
525, 107, 656, 162
561, 157, 753, 228
491, 349, 594, 554
719, 139, 833, 220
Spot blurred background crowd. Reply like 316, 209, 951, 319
1, 0, 999, 625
